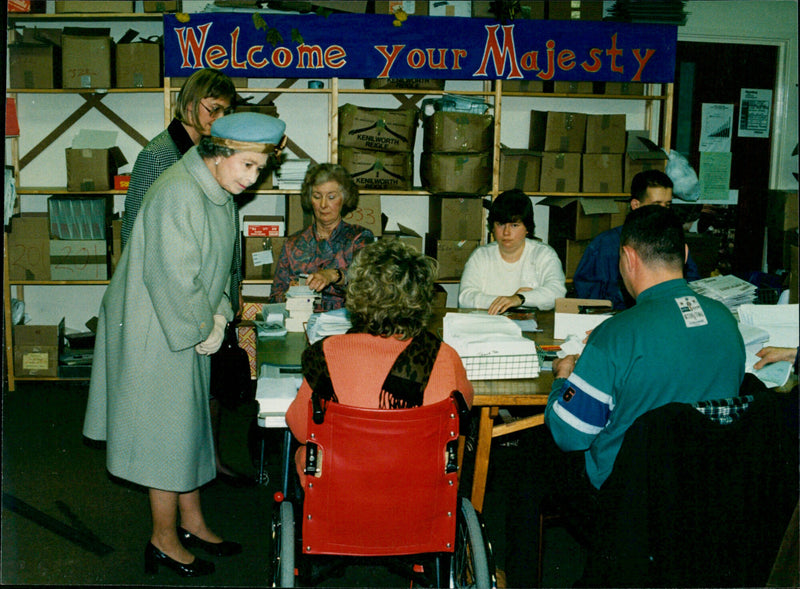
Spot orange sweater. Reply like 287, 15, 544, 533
285, 333, 474, 480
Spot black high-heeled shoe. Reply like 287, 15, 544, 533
143, 542, 215, 577
177, 527, 243, 557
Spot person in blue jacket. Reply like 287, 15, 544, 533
573, 169, 700, 309
503, 205, 745, 588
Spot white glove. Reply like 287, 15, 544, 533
195, 314, 227, 355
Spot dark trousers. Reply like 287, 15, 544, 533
503, 425, 597, 588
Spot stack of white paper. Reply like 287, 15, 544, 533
443, 313, 539, 380
738, 303, 799, 388
689, 274, 757, 312
285, 285, 317, 332
254, 303, 288, 337
276, 158, 311, 189
306, 308, 352, 344
256, 364, 302, 414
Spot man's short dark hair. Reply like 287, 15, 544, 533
620, 205, 685, 270
487, 189, 535, 238
631, 169, 673, 201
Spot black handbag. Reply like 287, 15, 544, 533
210, 322, 254, 409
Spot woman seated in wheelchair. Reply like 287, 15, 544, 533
285, 238, 474, 484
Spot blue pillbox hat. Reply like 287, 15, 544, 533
210, 112, 286, 153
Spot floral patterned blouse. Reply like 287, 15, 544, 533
270, 221, 374, 312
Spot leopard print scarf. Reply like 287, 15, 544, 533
301, 331, 442, 411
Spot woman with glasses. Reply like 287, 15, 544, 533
269, 163, 374, 312
121, 68, 236, 249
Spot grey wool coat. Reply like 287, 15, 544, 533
83, 147, 235, 492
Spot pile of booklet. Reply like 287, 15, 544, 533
305, 308, 352, 344
738, 303, 799, 388
255, 363, 302, 415
285, 285, 317, 332
443, 312, 539, 380
276, 158, 311, 189
689, 274, 757, 313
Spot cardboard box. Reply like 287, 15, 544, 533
540, 197, 620, 241
604, 82, 645, 96
423, 111, 494, 153
65, 147, 127, 191
311, 0, 367, 13
610, 199, 628, 228
420, 151, 492, 196
425, 237, 480, 279
13, 318, 65, 378
285, 194, 312, 236
499, 79, 546, 93
9, 44, 58, 89
48, 195, 112, 240
143, 0, 181, 11
241, 295, 272, 321
61, 29, 113, 88
339, 147, 413, 191
564, 239, 591, 278
116, 42, 162, 88
765, 190, 799, 232
244, 236, 286, 280
7, 213, 51, 281
374, 0, 428, 15
428, 196, 485, 240
582, 153, 623, 193
624, 130, 667, 193
382, 224, 423, 252
553, 81, 594, 94
547, 0, 604, 20
473, 0, 545, 19
339, 104, 418, 153
50, 239, 108, 280
243, 215, 285, 237
539, 152, 581, 193
428, 0, 471, 16
500, 148, 542, 192
55, 1, 133, 11
529, 110, 586, 153
585, 114, 626, 154
553, 298, 612, 340
363, 78, 442, 90
343, 193, 383, 237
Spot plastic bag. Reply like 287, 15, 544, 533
665, 150, 701, 201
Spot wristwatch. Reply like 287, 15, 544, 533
517, 293, 526, 307
334, 268, 344, 284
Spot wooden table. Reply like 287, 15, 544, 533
466, 310, 554, 512
255, 310, 557, 512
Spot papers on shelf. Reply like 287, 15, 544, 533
443, 312, 539, 380
275, 158, 311, 189
738, 303, 799, 388
689, 274, 757, 313
256, 363, 302, 415
306, 308, 352, 344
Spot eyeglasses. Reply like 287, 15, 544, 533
200, 101, 234, 117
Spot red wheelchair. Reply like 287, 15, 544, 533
271, 391, 496, 587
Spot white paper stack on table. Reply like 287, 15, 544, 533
738, 303, 799, 388
285, 285, 317, 332
689, 274, 757, 313
305, 307, 352, 344
443, 312, 539, 380
255, 303, 288, 337
276, 158, 311, 189
256, 364, 303, 425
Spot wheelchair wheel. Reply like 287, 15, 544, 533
271, 500, 295, 587
451, 496, 496, 589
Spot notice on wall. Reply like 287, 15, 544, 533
699, 103, 733, 152
738, 88, 772, 138
698, 151, 733, 202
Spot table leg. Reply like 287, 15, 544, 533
470, 406, 495, 512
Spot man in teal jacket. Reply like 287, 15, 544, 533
505, 205, 745, 587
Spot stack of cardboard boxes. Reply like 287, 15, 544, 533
425, 196, 484, 279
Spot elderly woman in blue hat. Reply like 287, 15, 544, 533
83, 113, 286, 578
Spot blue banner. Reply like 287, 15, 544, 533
164, 12, 676, 83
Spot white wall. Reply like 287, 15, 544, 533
7, 1, 797, 329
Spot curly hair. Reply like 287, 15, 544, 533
300, 163, 360, 216
345, 239, 439, 339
